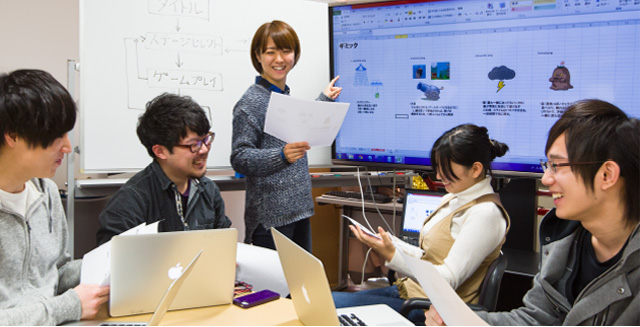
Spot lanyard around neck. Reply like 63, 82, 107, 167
172, 185, 188, 229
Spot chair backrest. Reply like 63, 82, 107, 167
475, 251, 508, 311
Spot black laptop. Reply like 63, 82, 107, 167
400, 189, 446, 246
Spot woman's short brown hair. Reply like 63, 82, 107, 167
250, 20, 301, 74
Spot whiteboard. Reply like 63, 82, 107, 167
80, 0, 330, 172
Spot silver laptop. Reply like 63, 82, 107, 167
102, 249, 202, 326
400, 189, 445, 246
109, 229, 237, 316
66, 250, 202, 326
271, 228, 414, 326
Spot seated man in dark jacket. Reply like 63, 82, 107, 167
425, 99, 639, 326
97, 93, 231, 245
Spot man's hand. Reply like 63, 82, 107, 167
74, 284, 110, 320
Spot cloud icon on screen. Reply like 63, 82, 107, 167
488, 65, 516, 80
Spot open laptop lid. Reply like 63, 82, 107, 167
271, 228, 414, 326
68, 250, 203, 327
271, 228, 341, 326
109, 229, 237, 317
401, 189, 446, 241
145, 249, 202, 326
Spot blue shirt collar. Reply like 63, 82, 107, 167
255, 76, 290, 95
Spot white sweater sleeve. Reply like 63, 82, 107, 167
434, 202, 507, 289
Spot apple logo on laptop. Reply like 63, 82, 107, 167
168, 263, 184, 280
301, 284, 311, 304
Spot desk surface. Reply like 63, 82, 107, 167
77, 298, 301, 326
316, 194, 403, 211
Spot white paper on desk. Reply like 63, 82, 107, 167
264, 92, 350, 147
399, 251, 488, 326
80, 222, 160, 286
236, 243, 289, 296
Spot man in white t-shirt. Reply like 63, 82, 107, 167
0, 69, 110, 325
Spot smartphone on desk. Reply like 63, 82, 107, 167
233, 289, 280, 308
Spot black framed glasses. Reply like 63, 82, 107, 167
175, 132, 215, 153
540, 159, 606, 174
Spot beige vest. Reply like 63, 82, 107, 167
396, 193, 510, 304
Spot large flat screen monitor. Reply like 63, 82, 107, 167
330, 0, 640, 176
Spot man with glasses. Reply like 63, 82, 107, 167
97, 93, 231, 245
425, 99, 639, 325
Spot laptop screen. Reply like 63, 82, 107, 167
401, 189, 445, 239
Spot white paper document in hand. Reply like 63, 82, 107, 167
399, 251, 488, 326
80, 241, 111, 286
342, 214, 380, 239
264, 92, 350, 147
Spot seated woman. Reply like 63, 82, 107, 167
332, 124, 510, 325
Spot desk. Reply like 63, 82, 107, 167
74, 170, 408, 197
78, 298, 301, 326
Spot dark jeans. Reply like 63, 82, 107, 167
251, 218, 312, 252
332, 285, 426, 325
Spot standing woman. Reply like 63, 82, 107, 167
333, 124, 510, 324
231, 20, 341, 251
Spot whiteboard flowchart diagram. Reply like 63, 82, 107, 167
80, 0, 330, 171
123, 0, 243, 120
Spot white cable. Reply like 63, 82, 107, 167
362, 168, 394, 234
392, 169, 398, 234
356, 166, 375, 232
360, 247, 373, 286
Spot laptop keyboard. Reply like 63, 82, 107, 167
339, 313, 367, 326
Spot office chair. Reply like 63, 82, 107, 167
399, 252, 508, 317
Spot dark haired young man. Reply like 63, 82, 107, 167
425, 99, 640, 325
0, 69, 109, 324
97, 93, 231, 245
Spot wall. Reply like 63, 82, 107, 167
0, 0, 248, 249
0, 0, 80, 189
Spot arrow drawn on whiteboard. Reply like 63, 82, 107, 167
225, 39, 248, 53
200, 106, 212, 126
175, 17, 181, 32
175, 53, 183, 68
124, 38, 147, 80
224, 48, 246, 53
134, 38, 146, 79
